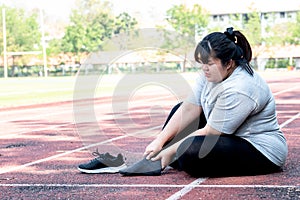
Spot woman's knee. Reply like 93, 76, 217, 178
177, 137, 198, 157
176, 136, 205, 168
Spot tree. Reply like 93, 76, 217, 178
0, 6, 41, 53
0, 6, 41, 76
61, 10, 86, 54
243, 10, 262, 46
61, 0, 115, 55
263, 12, 300, 46
288, 11, 300, 45
166, 4, 208, 41
114, 12, 138, 35
164, 4, 209, 71
61, 0, 138, 55
237, 9, 262, 69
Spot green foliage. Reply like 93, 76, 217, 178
166, 4, 208, 38
61, 1, 115, 54
162, 4, 208, 71
265, 58, 276, 69
0, 6, 41, 53
288, 11, 300, 44
163, 4, 208, 51
60, 0, 137, 54
263, 11, 300, 46
114, 12, 138, 35
47, 38, 62, 55
264, 58, 295, 69
61, 10, 87, 53
277, 58, 290, 68
243, 10, 262, 46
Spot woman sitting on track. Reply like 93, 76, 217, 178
78, 27, 288, 177
118, 27, 288, 177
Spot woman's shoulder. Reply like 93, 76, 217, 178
228, 69, 273, 102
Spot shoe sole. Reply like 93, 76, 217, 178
78, 164, 127, 174
119, 170, 161, 176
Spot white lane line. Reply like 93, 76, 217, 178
0, 103, 167, 139
0, 122, 75, 139
279, 112, 300, 129
164, 111, 300, 199
0, 82, 299, 191
0, 184, 298, 189
0, 95, 175, 138
0, 125, 161, 175
166, 178, 207, 200
273, 85, 300, 96
0, 79, 296, 123
0, 94, 175, 124
0, 109, 71, 124
1, 111, 298, 190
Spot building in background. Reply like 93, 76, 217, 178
199, 0, 299, 34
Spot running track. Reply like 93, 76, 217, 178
0, 72, 299, 199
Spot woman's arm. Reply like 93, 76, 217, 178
143, 101, 202, 159
152, 124, 222, 168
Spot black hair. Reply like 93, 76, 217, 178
194, 27, 253, 76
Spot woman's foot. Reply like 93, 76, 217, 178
119, 157, 162, 176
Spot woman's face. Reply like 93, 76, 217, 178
200, 57, 230, 83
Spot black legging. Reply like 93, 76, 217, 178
162, 103, 281, 177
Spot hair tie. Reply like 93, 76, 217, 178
224, 27, 236, 43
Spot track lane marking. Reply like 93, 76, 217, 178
0, 95, 176, 137
0, 80, 296, 122
273, 85, 300, 96
0, 183, 298, 189
0, 94, 176, 124
0, 109, 300, 194
0, 91, 299, 171
0, 78, 299, 199
0, 126, 161, 175
165, 110, 300, 199
166, 178, 207, 200
279, 112, 300, 129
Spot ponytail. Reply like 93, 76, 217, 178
224, 27, 253, 75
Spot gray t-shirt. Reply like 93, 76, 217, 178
187, 67, 288, 167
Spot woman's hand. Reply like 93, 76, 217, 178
143, 138, 164, 160
151, 148, 175, 169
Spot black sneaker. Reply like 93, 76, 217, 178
119, 157, 162, 176
78, 150, 127, 174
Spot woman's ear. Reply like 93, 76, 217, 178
226, 59, 234, 70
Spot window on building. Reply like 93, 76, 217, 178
280, 12, 286, 18
242, 14, 249, 22
262, 13, 268, 20
219, 15, 224, 21
232, 14, 240, 20
213, 15, 218, 21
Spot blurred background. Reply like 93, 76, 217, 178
0, 0, 299, 78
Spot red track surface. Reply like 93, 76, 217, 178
0, 73, 300, 200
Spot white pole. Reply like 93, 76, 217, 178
40, 9, 47, 77
2, 8, 8, 78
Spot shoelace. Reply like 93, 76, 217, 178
84, 149, 109, 164
91, 149, 125, 163
91, 149, 107, 160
